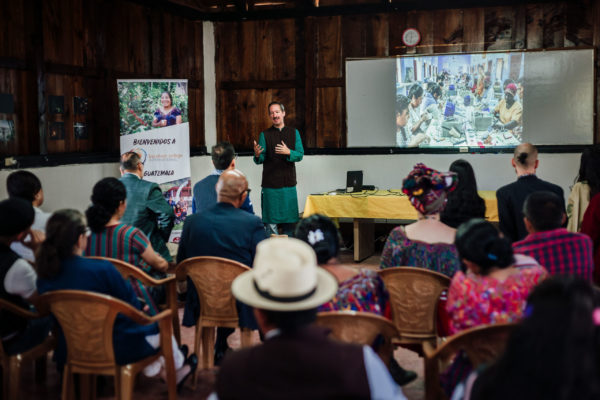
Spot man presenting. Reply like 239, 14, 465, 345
254, 101, 304, 236
120, 151, 175, 262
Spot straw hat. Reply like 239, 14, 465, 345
232, 237, 338, 311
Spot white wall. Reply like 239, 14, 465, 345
0, 152, 580, 217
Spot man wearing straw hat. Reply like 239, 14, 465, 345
213, 237, 406, 400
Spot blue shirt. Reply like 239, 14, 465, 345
192, 170, 254, 214
37, 255, 159, 366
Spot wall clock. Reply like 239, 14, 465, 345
402, 28, 421, 47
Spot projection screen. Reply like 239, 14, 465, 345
346, 49, 594, 148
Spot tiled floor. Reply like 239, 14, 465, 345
12, 248, 426, 399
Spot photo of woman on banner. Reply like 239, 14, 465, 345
152, 91, 182, 127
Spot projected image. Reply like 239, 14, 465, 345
395, 53, 524, 148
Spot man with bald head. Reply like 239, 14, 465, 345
496, 143, 564, 242
177, 169, 267, 363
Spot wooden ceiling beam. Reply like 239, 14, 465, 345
125, 0, 557, 21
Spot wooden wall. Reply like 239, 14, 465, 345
0, 0, 204, 157
214, 0, 599, 150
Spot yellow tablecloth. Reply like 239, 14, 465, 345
303, 190, 498, 221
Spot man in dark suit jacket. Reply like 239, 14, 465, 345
119, 152, 175, 261
192, 141, 253, 214
496, 143, 564, 243
178, 169, 266, 362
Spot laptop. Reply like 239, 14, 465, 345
346, 170, 363, 193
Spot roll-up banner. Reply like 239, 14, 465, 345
117, 79, 191, 243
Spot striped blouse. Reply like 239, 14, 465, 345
85, 223, 150, 268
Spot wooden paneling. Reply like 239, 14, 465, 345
0, 0, 36, 61
214, 1, 599, 150
0, 0, 205, 157
389, 12, 408, 56
315, 16, 342, 79
433, 9, 463, 54
316, 87, 342, 148
463, 8, 485, 52
0, 69, 38, 156
218, 89, 296, 149
484, 7, 516, 50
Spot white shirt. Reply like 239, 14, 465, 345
10, 207, 51, 262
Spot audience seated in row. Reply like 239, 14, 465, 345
213, 237, 406, 400
380, 163, 461, 277
84, 177, 170, 314
294, 214, 417, 386
119, 151, 175, 262
454, 277, 600, 400
496, 143, 564, 243
35, 209, 196, 386
7, 171, 50, 262
513, 191, 594, 280
0, 198, 51, 356
581, 183, 600, 285
441, 159, 486, 229
444, 219, 547, 395
193, 142, 254, 214
177, 169, 267, 365
567, 145, 600, 232
4, 141, 599, 398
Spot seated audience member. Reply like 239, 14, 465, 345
36, 209, 196, 386
7, 170, 51, 262
461, 278, 600, 400
85, 177, 169, 314
496, 143, 564, 243
441, 159, 486, 228
514, 191, 594, 280
119, 151, 175, 262
177, 169, 266, 364
580, 189, 600, 284
444, 219, 546, 395
380, 163, 461, 277
193, 141, 253, 214
214, 237, 406, 400
295, 214, 417, 386
447, 219, 547, 335
567, 145, 600, 232
0, 198, 51, 355
296, 214, 388, 316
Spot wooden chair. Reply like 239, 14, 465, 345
37, 290, 177, 400
315, 310, 399, 366
378, 267, 451, 352
0, 299, 56, 400
423, 323, 516, 400
87, 256, 181, 345
175, 256, 253, 376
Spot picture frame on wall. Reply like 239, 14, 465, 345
74, 122, 88, 139
48, 122, 65, 140
0, 119, 15, 143
48, 95, 65, 114
74, 96, 88, 115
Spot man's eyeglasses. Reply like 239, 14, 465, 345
241, 188, 251, 197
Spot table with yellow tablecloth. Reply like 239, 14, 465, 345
303, 190, 498, 261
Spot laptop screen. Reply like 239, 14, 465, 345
346, 170, 363, 193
